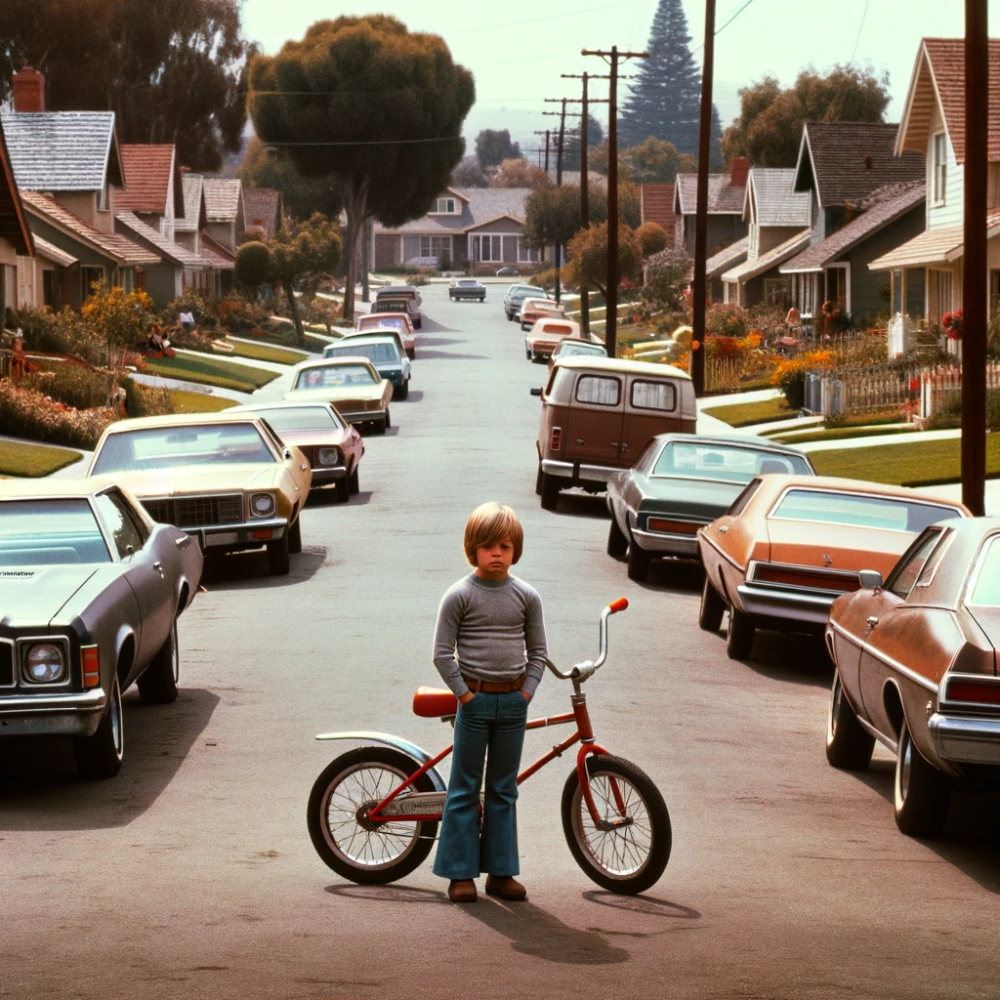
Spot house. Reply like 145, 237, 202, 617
640, 183, 677, 245
115, 144, 184, 237
719, 169, 811, 308
174, 172, 233, 297
672, 157, 749, 256
867, 37, 1000, 345
201, 177, 245, 251
372, 188, 542, 271
243, 187, 283, 241
0, 115, 34, 318
705, 237, 748, 302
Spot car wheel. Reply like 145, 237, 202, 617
74, 674, 124, 779
607, 515, 628, 559
535, 464, 543, 497
372, 419, 387, 435
526, 350, 532, 360
894, 718, 951, 838
267, 532, 290, 576
385, 408, 391, 429
698, 577, 726, 632
826, 672, 875, 770
507, 311, 514, 322
394, 380, 409, 401
288, 515, 302, 554
627, 536, 651, 582
726, 607, 755, 660
415, 319, 422, 329
479, 296, 485, 302
540, 472, 560, 511
349, 466, 360, 495
138, 619, 180, 705
407, 348, 415, 360
334, 476, 350, 504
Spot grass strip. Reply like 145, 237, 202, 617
772, 425, 917, 446
143, 354, 278, 394
703, 396, 793, 427
221, 340, 308, 366
0, 440, 83, 477
168, 390, 239, 413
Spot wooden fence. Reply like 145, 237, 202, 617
918, 363, 1000, 418
805, 364, 925, 418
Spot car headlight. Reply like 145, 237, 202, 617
317, 447, 341, 466
25, 643, 66, 683
250, 492, 276, 518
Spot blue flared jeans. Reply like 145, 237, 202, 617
433, 690, 529, 881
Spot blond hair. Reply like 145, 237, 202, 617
463, 502, 523, 566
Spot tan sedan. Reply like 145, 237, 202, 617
284, 358, 394, 434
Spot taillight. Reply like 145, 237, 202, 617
81, 645, 100, 688
647, 518, 701, 535
754, 565, 860, 592
945, 681, 1000, 706
550, 427, 562, 452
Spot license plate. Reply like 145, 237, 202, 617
205, 531, 239, 547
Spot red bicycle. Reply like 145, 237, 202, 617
307, 598, 671, 895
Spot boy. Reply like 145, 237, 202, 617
432, 502, 548, 903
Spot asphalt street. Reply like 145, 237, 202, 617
4, 283, 1000, 1000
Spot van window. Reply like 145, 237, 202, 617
576, 375, 621, 406
631, 380, 676, 412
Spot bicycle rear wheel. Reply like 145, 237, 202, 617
561, 754, 671, 895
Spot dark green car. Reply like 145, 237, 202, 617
607, 434, 816, 582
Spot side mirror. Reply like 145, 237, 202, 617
530, 387, 542, 397
283, 447, 293, 460
858, 570, 883, 591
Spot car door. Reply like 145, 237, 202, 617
563, 371, 625, 467
621, 377, 681, 466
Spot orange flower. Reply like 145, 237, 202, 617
691, 340, 700, 351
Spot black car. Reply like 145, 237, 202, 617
0, 479, 203, 778
449, 278, 486, 302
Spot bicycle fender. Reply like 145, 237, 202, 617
313, 730, 447, 792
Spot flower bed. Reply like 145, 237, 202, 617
0, 382, 114, 449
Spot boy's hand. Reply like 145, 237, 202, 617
520, 690, 531, 702
459, 692, 475, 706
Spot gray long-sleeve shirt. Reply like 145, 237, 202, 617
432, 573, 548, 698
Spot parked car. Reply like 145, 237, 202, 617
356, 313, 416, 359
548, 337, 608, 370
285, 358, 393, 435
324, 334, 411, 400
449, 278, 486, 302
87, 412, 311, 576
0, 479, 203, 778
519, 297, 566, 331
525, 319, 601, 362
607, 435, 816, 582
504, 284, 546, 322
826, 517, 1000, 837
374, 286, 422, 328
231, 401, 364, 503
496, 266, 519, 277
531, 357, 696, 511
697, 475, 970, 661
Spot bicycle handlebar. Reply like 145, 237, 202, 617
545, 597, 628, 684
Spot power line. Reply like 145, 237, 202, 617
691, 0, 758, 56
450, 1, 647, 35
850, 0, 872, 64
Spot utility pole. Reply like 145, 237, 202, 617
691, 0, 717, 396
582, 46, 648, 357
544, 98, 570, 303
963, 0, 988, 515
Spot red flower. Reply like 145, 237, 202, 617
909, 378, 920, 392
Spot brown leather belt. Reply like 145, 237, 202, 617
462, 673, 525, 694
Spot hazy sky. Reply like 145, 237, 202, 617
241, 0, 1000, 159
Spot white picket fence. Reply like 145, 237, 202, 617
918, 363, 1000, 418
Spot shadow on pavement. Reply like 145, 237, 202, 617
549, 491, 608, 520
201, 546, 327, 589
399, 390, 424, 403
726, 631, 835, 688
0, 687, 220, 829
582, 890, 702, 924
417, 349, 489, 361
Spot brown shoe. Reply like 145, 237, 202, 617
448, 879, 477, 903
485, 875, 527, 901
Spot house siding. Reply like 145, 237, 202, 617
682, 214, 746, 256
758, 225, 803, 255
926, 103, 964, 230
374, 233, 402, 269
204, 221, 235, 251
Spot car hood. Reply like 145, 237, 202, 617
0, 565, 99, 628
638, 477, 746, 520
765, 518, 914, 573
99, 464, 282, 496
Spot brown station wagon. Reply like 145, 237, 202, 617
530, 357, 696, 511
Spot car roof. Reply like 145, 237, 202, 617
96, 410, 264, 435
295, 356, 375, 370
553, 356, 692, 381
751, 474, 970, 510
330, 333, 398, 346
377, 286, 417, 294
649, 432, 809, 458
230, 401, 335, 414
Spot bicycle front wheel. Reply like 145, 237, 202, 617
561, 754, 671, 895
307, 746, 437, 884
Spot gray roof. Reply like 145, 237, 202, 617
175, 173, 205, 232
115, 210, 210, 268
374, 187, 532, 235
746, 169, 811, 226
202, 177, 243, 224
674, 173, 746, 216
0, 110, 123, 191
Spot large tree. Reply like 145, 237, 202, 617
238, 136, 344, 221
451, 155, 488, 188
722, 65, 891, 167
0, 0, 253, 171
622, 137, 696, 184
475, 129, 522, 169
490, 158, 551, 189
249, 16, 473, 321
619, 0, 722, 164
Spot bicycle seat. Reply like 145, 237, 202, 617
412, 686, 458, 718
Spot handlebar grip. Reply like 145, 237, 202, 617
608, 597, 629, 614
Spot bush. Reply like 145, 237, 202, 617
23, 362, 110, 410
123, 377, 175, 417
12, 307, 106, 365
636, 222, 669, 258
235, 241, 271, 294
0, 382, 114, 449
641, 245, 691, 310
770, 350, 834, 408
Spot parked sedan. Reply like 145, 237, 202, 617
0, 479, 202, 778
607, 435, 815, 582
525, 319, 601, 362
285, 358, 393, 434
449, 278, 486, 301
324, 333, 412, 400
503, 283, 546, 321
697, 475, 969, 660
231, 401, 364, 503
356, 313, 417, 359
826, 517, 1000, 838
374, 286, 422, 328
87, 411, 310, 576
519, 297, 566, 331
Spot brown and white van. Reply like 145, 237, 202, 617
530, 357, 696, 510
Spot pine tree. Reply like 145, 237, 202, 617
619, 0, 722, 165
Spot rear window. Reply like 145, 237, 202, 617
542, 323, 575, 335
652, 442, 812, 482
631, 380, 677, 412
254, 406, 342, 431
295, 365, 376, 389
771, 489, 963, 533
326, 342, 400, 364
576, 374, 621, 406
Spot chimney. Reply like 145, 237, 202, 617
729, 157, 750, 188
12, 66, 45, 112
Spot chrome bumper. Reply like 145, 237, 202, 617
631, 528, 700, 556
541, 458, 618, 486
309, 465, 348, 484
735, 582, 834, 625
341, 409, 387, 424
0, 688, 106, 737
189, 518, 287, 549
929, 713, 1000, 765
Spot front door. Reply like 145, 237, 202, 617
563, 372, 625, 467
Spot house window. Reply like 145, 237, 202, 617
430, 198, 457, 215
419, 236, 452, 262
474, 234, 503, 263
517, 239, 538, 263
134, 268, 148, 291
930, 268, 953, 321
797, 273, 817, 317
81, 266, 104, 300
764, 277, 789, 308
933, 133, 947, 205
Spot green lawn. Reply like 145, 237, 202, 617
809, 434, 997, 487
702, 396, 794, 427
0, 440, 83, 477
168, 390, 240, 413
221, 340, 309, 366
772, 425, 917, 446
143, 354, 278, 394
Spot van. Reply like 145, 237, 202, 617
530, 357, 696, 511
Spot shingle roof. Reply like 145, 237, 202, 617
21, 190, 160, 266
868, 208, 1000, 269
674, 173, 747, 215
0, 110, 123, 191
199, 231, 235, 269
721, 229, 810, 283
32, 235, 76, 266
706, 237, 748, 278
115, 210, 209, 268
115, 144, 175, 213
0, 119, 31, 255
176, 173, 206, 232
746, 169, 811, 226
202, 177, 243, 224
373, 187, 532, 235
243, 188, 282, 239
795, 122, 925, 208
640, 183, 677, 234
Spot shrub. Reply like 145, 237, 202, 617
0, 382, 114, 449
235, 241, 271, 296
81, 279, 154, 362
770, 350, 834, 408
123, 377, 175, 417
636, 222, 669, 258
23, 362, 110, 410
13, 307, 106, 365
706, 304, 751, 339
641, 245, 691, 310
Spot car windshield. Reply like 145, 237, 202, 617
0, 499, 111, 565
253, 406, 342, 432
540, 323, 575, 336
295, 364, 376, 389
92, 423, 275, 474
458, 280, 478, 287
652, 442, 812, 483
367, 316, 405, 332
326, 342, 400, 364
557, 342, 605, 358
770, 489, 963, 533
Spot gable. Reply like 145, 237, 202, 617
116, 145, 176, 214
0, 120, 32, 255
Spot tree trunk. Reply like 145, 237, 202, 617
282, 280, 305, 346
581, 284, 590, 335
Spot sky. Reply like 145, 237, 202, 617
241, 0, 1000, 161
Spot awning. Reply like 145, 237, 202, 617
32, 235, 78, 267
869, 210, 1000, 270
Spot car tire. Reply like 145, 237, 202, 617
373, 419, 387, 435
540, 472, 560, 511
394, 381, 409, 401
894, 718, 951, 838
535, 464, 543, 496
415, 319, 422, 329
138, 620, 180, 705
267, 532, 290, 576
526, 349, 532, 360
607, 515, 629, 559
74, 674, 124, 779
288, 516, 302, 553
334, 477, 350, 504
507, 311, 515, 322
349, 466, 360, 495
479, 296, 485, 302
698, 577, 726, 632
407, 348, 415, 360
726, 607, 755, 660
825, 672, 875, 770
627, 536, 651, 582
